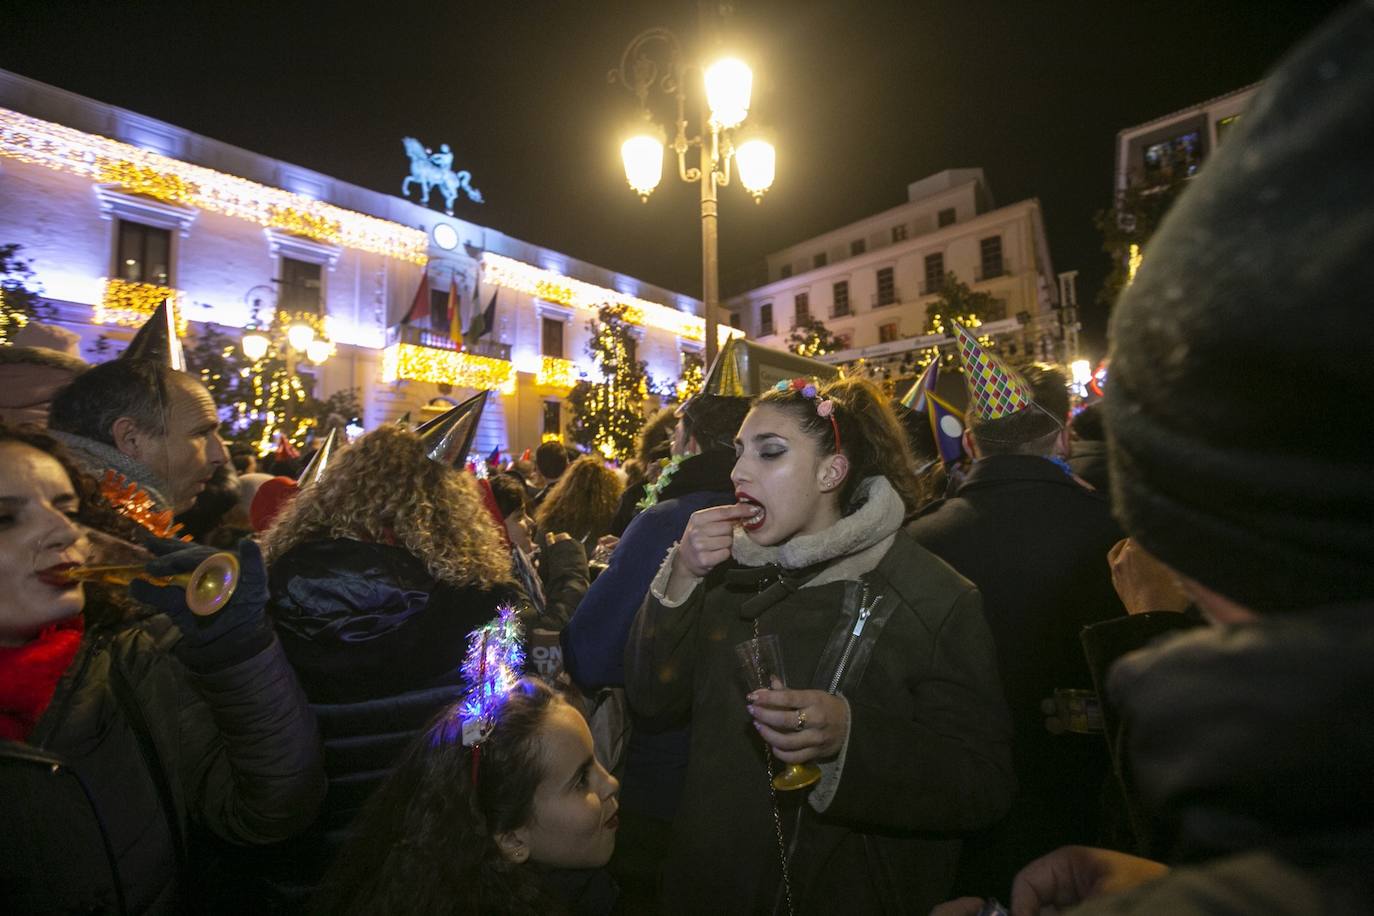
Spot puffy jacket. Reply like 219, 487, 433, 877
0, 610, 325, 914
252, 538, 525, 907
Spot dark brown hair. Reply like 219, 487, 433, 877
313, 678, 565, 916
755, 376, 922, 515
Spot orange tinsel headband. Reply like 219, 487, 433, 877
774, 378, 841, 452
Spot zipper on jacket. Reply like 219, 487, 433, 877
827, 583, 882, 694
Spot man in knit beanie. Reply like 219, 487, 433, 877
984, 4, 1374, 913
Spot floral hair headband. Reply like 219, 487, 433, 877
774, 378, 841, 452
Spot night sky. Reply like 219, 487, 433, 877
2, 0, 1348, 356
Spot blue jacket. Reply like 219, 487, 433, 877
563, 489, 732, 689
562, 451, 736, 822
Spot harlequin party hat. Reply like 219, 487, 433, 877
952, 321, 1032, 420
416, 390, 489, 466
296, 428, 338, 490
121, 300, 186, 371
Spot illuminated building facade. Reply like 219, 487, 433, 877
724, 169, 1068, 376
0, 68, 729, 455
1115, 84, 1258, 194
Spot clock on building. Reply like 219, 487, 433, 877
431, 222, 459, 251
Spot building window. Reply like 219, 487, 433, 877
794, 292, 810, 326
813, 252, 828, 269
979, 236, 1004, 280
923, 252, 945, 295
937, 207, 956, 228
543, 401, 561, 436
760, 303, 774, 336
850, 239, 866, 257
891, 224, 909, 242
834, 332, 853, 350
1143, 130, 1202, 180
876, 267, 896, 306
280, 257, 322, 313
116, 220, 171, 286
779, 263, 793, 279
832, 281, 850, 317
541, 316, 565, 358
728, 311, 742, 329
878, 322, 899, 343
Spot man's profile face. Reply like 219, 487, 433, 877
122, 375, 227, 511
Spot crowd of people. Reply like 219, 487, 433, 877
3, 6, 1373, 914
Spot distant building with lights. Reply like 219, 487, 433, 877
722, 168, 1071, 380
1115, 83, 1258, 193
0, 68, 729, 454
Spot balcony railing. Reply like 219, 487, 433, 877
870, 289, 901, 308
392, 324, 511, 361
974, 263, 1009, 282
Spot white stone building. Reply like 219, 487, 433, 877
723, 168, 1068, 376
0, 68, 730, 456
1115, 84, 1258, 194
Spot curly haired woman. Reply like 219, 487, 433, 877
252, 425, 526, 906
534, 456, 623, 549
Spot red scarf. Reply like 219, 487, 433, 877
0, 616, 84, 742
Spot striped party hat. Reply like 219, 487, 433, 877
952, 322, 1032, 420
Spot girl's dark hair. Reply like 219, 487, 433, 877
312, 678, 564, 916
0, 423, 149, 627
755, 377, 922, 516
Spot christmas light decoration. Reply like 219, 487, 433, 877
481, 253, 741, 345
535, 355, 580, 390
0, 107, 428, 265
381, 342, 517, 395
676, 351, 704, 401
1127, 244, 1143, 285
0, 289, 29, 344
96, 278, 189, 332
568, 304, 647, 460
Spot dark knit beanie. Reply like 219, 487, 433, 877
1105, 1, 1374, 614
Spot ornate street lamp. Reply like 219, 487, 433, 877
610, 7, 776, 364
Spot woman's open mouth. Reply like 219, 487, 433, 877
36, 562, 80, 590
736, 492, 767, 531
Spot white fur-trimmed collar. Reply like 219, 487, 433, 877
731, 476, 905, 585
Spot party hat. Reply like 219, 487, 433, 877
952, 322, 1032, 420
416, 390, 490, 466
900, 359, 938, 411
702, 337, 748, 398
395, 411, 412, 430
121, 300, 186, 371
296, 428, 338, 490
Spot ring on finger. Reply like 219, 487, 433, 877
794, 709, 807, 732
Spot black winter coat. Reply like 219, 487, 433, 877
906, 454, 1127, 895
627, 530, 1014, 915
250, 538, 524, 907
1070, 603, 1374, 914
0, 611, 325, 914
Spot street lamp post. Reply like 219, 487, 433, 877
611, 4, 776, 365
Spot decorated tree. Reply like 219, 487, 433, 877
924, 272, 1003, 337
787, 316, 843, 358
1, 244, 50, 345
184, 322, 361, 454
675, 350, 704, 402
567, 303, 648, 460
1094, 168, 1190, 309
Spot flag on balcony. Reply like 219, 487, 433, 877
464, 290, 498, 348
447, 277, 462, 346
402, 272, 431, 325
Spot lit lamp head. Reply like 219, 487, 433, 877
735, 136, 776, 202
621, 126, 665, 201
241, 330, 270, 362
305, 338, 334, 365
286, 322, 316, 352
704, 57, 753, 129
